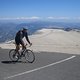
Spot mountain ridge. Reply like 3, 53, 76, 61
0, 21, 80, 43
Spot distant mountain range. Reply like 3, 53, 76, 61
0, 21, 80, 43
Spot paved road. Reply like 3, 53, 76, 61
0, 49, 80, 80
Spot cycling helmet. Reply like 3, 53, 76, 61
23, 27, 28, 30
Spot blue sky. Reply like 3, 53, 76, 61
0, 0, 80, 22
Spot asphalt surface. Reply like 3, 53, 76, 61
0, 49, 80, 80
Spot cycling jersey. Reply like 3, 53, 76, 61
15, 30, 30, 45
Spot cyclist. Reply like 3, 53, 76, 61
15, 28, 32, 53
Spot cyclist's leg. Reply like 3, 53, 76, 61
20, 41, 26, 50
19, 41, 26, 56
15, 39, 20, 53
15, 44, 20, 52
22, 44, 26, 50
15, 43, 21, 58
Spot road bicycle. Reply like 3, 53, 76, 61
9, 46, 35, 63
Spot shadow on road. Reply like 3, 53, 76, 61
1, 61, 27, 64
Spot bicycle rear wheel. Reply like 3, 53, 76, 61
24, 49, 35, 63
9, 49, 19, 62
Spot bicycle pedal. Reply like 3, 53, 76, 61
14, 55, 18, 59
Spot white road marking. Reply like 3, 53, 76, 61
4, 56, 76, 80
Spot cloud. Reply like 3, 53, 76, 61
0, 16, 41, 20
70, 17, 80, 20
16, 16, 40, 20
0, 17, 14, 20
76, 17, 80, 20
47, 16, 70, 20
29, 16, 40, 19
0, 16, 71, 20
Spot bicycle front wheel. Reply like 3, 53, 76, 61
9, 49, 19, 62
24, 49, 35, 63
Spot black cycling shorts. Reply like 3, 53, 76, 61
15, 39, 23, 45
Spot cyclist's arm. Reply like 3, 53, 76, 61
25, 32, 31, 44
